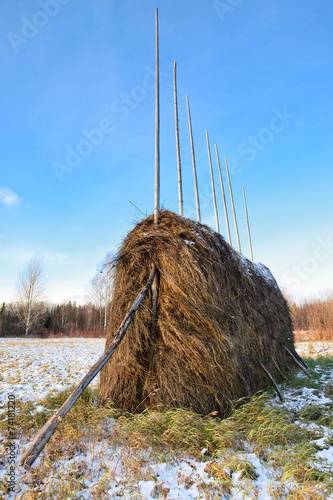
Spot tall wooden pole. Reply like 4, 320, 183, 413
186, 95, 201, 222
152, 8, 160, 352
154, 8, 160, 226
215, 144, 231, 245
174, 61, 183, 216
225, 157, 241, 253
206, 129, 219, 233
242, 186, 253, 261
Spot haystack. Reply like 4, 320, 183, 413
100, 210, 295, 416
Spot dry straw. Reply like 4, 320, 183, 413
100, 211, 295, 416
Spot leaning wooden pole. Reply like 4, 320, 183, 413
174, 61, 183, 216
19, 266, 157, 469
284, 347, 311, 378
186, 95, 201, 222
225, 157, 241, 253
154, 7, 160, 226
290, 348, 309, 369
257, 358, 284, 403
242, 186, 253, 261
206, 130, 219, 233
215, 144, 231, 245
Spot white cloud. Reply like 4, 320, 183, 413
0, 187, 20, 206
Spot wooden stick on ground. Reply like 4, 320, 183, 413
19, 266, 157, 470
271, 356, 288, 381
284, 346, 311, 378
174, 61, 183, 216
186, 95, 201, 222
256, 358, 284, 402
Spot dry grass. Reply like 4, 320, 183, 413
294, 329, 333, 342
291, 292, 333, 339
100, 210, 295, 416
1, 374, 332, 499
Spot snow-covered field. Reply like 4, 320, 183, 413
0, 338, 105, 405
296, 341, 333, 359
0, 338, 333, 499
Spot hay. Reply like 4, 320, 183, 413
100, 210, 294, 416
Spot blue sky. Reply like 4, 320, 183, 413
1, 0, 332, 304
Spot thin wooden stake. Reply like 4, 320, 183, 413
285, 363, 292, 373
225, 157, 241, 252
242, 186, 253, 261
271, 356, 288, 381
286, 344, 308, 369
206, 130, 219, 233
154, 7, 160, 226
292, 348, 309, 369
186, 95, 201, 222
19, 266, 157, 469
215, 144, 231, 245
257, 358, 284, 402
239, 374, 253, 398
150, 267, 160, 364
284, 347, 311, 378
174, 61, 183, 216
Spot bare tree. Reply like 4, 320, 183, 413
16, 255, 48, 335
87, 273, 105, 331
86, 253, 113, 331
103, 253, 113, 328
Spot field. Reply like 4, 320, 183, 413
0, 338, 333, 499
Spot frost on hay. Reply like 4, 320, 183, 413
100, 211, 294, 416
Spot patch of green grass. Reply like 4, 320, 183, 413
226, 393, 306, 448
318, 409, 333, 428
0, 385, 118, 458
280, 356, 333, 395
0, 400, 50, 435
112, 393, 307, 461
306, 357, 333, 370
116, 405, 239, 457
283, 372, 322, 391
300, 404, 326, 422
298, 402, 333, 429
226, 456, 259, 481
269, 442, 333, 498
325, 433, 333, 446
39, 384, 97, 409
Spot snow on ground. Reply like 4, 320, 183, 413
296, 341, 333, 359
0, 338, 332, 499
0, 338, 105, 406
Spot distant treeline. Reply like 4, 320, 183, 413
290, 292, 333, 341
0, 301, 108, 337
1, 293, 333, 340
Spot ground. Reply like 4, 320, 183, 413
0, 338, 332, 499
